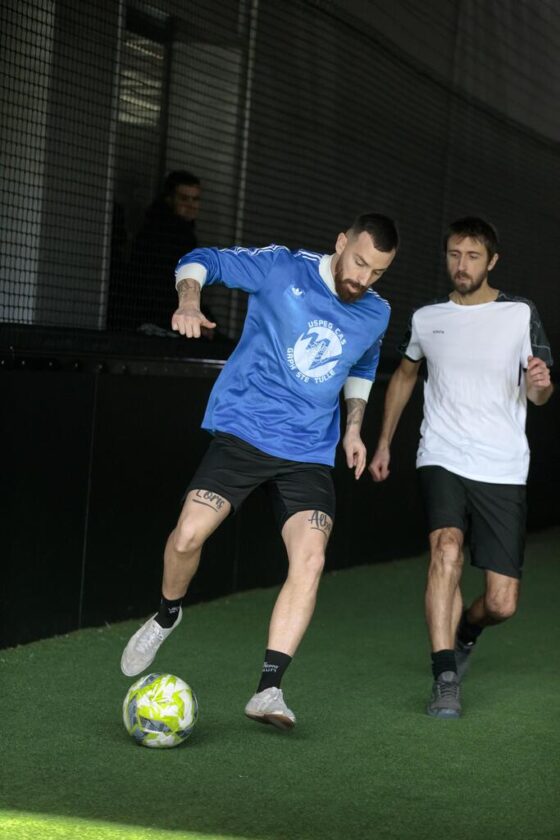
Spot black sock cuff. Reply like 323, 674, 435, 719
161, 594, 183, 608
155, 594, 183, 628
431, 648, 457, 679
264, 649, 292, 667
458, 610, 484, 645
257, 649, 292, 692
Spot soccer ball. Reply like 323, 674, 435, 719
123, 672, 198, 748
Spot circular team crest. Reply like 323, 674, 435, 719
293, 326, 342, 380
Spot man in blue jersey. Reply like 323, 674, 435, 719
369, 217, 553, 719
121, 213, 399, 729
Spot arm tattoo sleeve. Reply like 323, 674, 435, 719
345, 397, 367, 431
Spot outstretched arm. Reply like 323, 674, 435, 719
343, 397, 368, 480
171, 278, 217, 338
368, 357, 421, 482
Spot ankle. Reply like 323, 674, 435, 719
257, 649, 292, 692
457, 609, 484, 646
431, 649, 457, 680
155, 594, 183, 628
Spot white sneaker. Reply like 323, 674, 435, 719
120, 609, 182, 677
244, 687, 296, 730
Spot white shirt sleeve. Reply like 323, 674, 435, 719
343, 376, 373, 401
400, 313, 424, 361
175, 262, 208, 289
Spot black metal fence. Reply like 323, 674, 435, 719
2, 0, 559, 359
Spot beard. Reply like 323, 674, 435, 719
333, 262, 367, 303
452, 270, 487, 296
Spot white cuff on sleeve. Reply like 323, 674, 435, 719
175, 262, 208, 289
344, 376, 373, 401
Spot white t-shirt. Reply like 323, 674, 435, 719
401, 293, 553, 484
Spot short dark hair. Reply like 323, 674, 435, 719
349, 213, 399, 253
163, 170, 201, 197
445, 217, 499, 259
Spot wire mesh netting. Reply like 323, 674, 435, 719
1, 0, 559, 361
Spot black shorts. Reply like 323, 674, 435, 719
418, 466, 526, 579
186, 433, 335, 531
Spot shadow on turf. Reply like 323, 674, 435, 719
109, 715, 306, 752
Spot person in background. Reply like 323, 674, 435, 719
369, 216, 553, 719
131, 170, 202, 335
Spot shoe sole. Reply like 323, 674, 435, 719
121, 659, 155, 678
245, 711, 295, 731
426, 707, 461, 719
120, 636, 157, 677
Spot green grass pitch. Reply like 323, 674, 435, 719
1, 529, 559, 840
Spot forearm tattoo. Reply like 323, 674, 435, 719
308, 510, 333, 541
345, 398, 366, 430
192, 490, 226, 513
177, 278, 201, 306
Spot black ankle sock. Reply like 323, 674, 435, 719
257, 649, 292, 692
457, 609, 484, 647
431, 649, 457, 680
155, 594, 183, 628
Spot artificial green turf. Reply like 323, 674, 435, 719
2, 529, 560, 840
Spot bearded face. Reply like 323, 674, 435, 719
446, 234, 497, 297
332, 231, 396, 303
451, 267, 487, 296
333, 254, 369, 302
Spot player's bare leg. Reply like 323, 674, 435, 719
121, 489, 230, 676
245, 509, 332, 729
455, 570, 520, 680
269, 509, 332, 654
425, 527, 464, 717
426, 527, 464, 651
466, 569, 520, 627
163, 489, 231, 599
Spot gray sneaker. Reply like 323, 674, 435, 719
120, 609, 182, 677
427, 670, 462, 718
244, 687, 296, 730
455, 639, 475, 681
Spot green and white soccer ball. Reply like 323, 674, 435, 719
123, 672, 198, 748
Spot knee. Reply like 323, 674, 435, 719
430, 530, 463, 571
291, 549, 325, 586
484, 591, 518, 622
171, 519, 205, 555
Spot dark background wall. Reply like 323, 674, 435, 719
2, 351, 557, 649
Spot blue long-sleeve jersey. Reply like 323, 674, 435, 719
175, 245, 390, 466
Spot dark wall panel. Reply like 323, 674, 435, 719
1, 367, 558, 649
525, 400, 560, 531
1, 371, 94, 644
80, 374, 232, 624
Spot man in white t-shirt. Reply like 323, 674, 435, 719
369, 217, 554, 718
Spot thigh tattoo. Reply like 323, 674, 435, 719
192, 489, 227, 513
308, 510, 333, 541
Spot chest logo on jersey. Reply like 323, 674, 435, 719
286, 320, 346, 383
